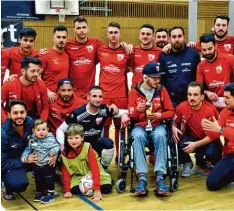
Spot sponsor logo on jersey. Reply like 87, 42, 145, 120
86, 45, 93, 53
148, 54, 155, 61
224, 44, 231, 52
216, 65, 222, 74
74, 58, 91, 65
135, 65, 144, 72
209, 80, 224, 88
117, 54, 124, 61
103, 64, 120, 72
95, 117, 103, 125
205, 69, 209, 72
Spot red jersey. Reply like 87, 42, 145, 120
130, 45, 161, 86
65, 37, 103, 98
195, 36, 234, 55
97, 45, 131, 98
197, 53, 234, 96
61, 143, 100, 192
207, 107, 234, 156
174, 101, 219, 139
1, 50, 8, 85
39, 48, 69, 92
48, 94, 86, 134
2, 46, 38, 76
128, 82, 174, 127
1, 77, 49, 123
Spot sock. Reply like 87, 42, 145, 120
48, 190, 54, 196
138, 173, 147, 181
100, 148, 114, 169
156, 171, 164, 183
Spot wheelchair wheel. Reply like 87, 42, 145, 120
170, 178, 178, 192
116, 179, 126, 193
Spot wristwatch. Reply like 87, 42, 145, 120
218, 127, 224, 134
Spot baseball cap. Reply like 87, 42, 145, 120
143, 62, 165, 77
224, 82, 234, 94
57, 78, 74, 88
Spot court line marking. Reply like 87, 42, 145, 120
17, 193, 38, 211
76, 194, 104, 211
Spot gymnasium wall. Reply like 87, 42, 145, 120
24, 0, 228, 50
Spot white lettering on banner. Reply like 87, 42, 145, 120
209, 80, 224, 88
1, 24, 17, 42
103, 64, 120, 72
181, 63, 191, 66
168, 69, 177, 73
168, 64, 177, 68
74, 58, 91, 65
182, 68, 191, 72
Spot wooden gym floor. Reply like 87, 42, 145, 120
2, 128, 234, 210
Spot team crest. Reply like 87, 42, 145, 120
117, 54, 124, 61
95, 117, 103, 125
86, 45, 93, 53
148, 54, 155, 61
224, 44, 231, 52
216, 65, 222, 74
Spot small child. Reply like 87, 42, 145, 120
21, 119, 60, 204
61, 124, 112, 202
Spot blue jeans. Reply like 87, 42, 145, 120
131, 125, 167, 175
206, 154, 234, 190
178, 135, 222, 165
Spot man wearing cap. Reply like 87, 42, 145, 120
1, 28, 38, 81
200, 82, 234, 191
172, 82, 222, 177
39, 26, 69, 103
128, 62, 174, 196
48, 78, 87, 135
1, 57, 49, 124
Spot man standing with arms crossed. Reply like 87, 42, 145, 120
97, 22, 132, 158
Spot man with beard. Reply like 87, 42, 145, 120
48, 78, 86, 135
39, 26, 69, 103
130, 24, 162, 87
128, 62, 174, 196
65, 16, 132, 100
201, 82, 234, 191
56, 86, 122, 169
155, 28, 169, 49
196, 33, 234, 109
188, 15, 234, 55
158, 26, 200, 107
1, 100, 58, 200
1, 57, 49, 124
1, 28, 38, 80
172, 82, 222, 177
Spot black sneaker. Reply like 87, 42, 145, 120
34, 192, 43, 202
196, 159, 213, 172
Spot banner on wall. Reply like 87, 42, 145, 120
1, 1, 45, 21
1, 22, 24, 48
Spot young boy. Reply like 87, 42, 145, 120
21, 119, 60, 204
61, 124, 112, 202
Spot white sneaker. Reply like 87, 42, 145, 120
181, 162, 194, 177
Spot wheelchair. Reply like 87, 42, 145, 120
115, 119, 179, 195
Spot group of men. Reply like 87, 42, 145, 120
1, 14, 234, 200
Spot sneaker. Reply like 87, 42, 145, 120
34, 192, 43, 202
196, 159, 213, 172
135, 179, 147, 195
2, 192, 14, 200
181, 162, 194, 177
40, 193, 55, 204
155, 178, 169, 195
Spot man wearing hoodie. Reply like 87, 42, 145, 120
48, 78, 86, 135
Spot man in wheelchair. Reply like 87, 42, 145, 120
128, 62, 174, 196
